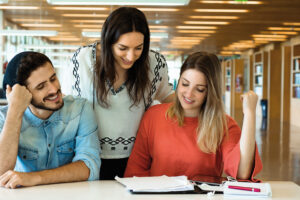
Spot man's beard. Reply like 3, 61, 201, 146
31, 89, 64, 111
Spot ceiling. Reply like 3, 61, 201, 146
2, 0, 300, 56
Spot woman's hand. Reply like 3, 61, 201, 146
241, 90, 258, 116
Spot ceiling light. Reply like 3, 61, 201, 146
252, 34, 287, 38
11, 19, 56, 23
184, 21, 229, 25
138, 8, 179, 12
21, 24, 62, 28
0, 30, 58, 36
71, 20, 105, 23
283, 22, 300, 26
62, 14, 108, 17
149, 25, 169, 29
199, 0, 262, 4
47, 0, 190, 6
254, 38, 286, 42
268, 27, 300, 31
0, 6, 39, 9
260, 31, 298, 35
190, 16, 239, 19
178, 30, 216, 33
52, 6, 107, 10
82, 31, 168, 38
176, 26, 217, 29
194, 9, 248, 13
48, 37, 81, 41
21, 45, 80, 50
74, 24, 102, 28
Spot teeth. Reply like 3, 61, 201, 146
47, 95, 57, 100
184, 97, 192, 103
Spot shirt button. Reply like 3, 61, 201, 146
48, 144, 51, 147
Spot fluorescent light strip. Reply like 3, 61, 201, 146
71, 20, 105, 23
176, 26, 217, 30
0, 30, 57, 36
21, 45, 79, 50
190, 16, 239, 19
261, 31, 298, 35
47, 0, 190, 6
283, 22, 300, 26
178, 30, 215, 33
252, 34, 287, 38
184, 21, 229, 25
199, 0, 262, 5
11, 19, 56, 23
62, 14, 108, 17
0, 6, 39, 9
268, 27, 300, 31
194, 9, 248, 13
138, 8, 179, 12
52, 6, 107, 10
49, 37, 81, 41
75, 25, 102, 28
21, 24, 62, 28
149, 25, 169, 29
82, 31, 168, 38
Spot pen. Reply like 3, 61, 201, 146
228, 185, 261, 192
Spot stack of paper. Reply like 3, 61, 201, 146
224, 181, 272, 198
115, 175, 194, 193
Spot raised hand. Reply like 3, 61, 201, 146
240, 90, 258, 116
6, 84, 32, 114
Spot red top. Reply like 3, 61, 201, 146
124, 103, 262, 181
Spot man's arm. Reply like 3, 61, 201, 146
0, 161, 89, 189
0, 85, 32, 175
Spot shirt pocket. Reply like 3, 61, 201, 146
18, 147, 39, 170
57, 139, 75, 166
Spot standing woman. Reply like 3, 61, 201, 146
61, 7, 174, 180
125, 52, 262, 180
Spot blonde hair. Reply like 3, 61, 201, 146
166, 52, 227, 153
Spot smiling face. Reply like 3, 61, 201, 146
112, 31, 144, 73
26, 62, 63, 119
177, 69, 207, 117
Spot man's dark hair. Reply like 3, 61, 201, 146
3, 51, 53, 89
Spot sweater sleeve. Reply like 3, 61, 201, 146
221, 116, 263, 181
150, 51, 173, 102
124, 114, 152, 177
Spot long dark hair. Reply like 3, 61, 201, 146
167, 52, 227, 153
94, 7, 150, 107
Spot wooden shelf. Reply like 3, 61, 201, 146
292, 57, 300, 99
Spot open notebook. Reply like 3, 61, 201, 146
224, 181, 272, 198
115, 175, 194, 193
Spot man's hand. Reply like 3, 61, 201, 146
6, 84, 32, 114
0, 170, 40, 189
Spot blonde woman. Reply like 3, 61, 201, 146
124, 52, 262, 180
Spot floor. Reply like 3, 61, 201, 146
234, 113, 300, 185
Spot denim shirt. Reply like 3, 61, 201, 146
0, 95, 101, 181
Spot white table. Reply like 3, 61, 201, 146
0, 181, 299, 200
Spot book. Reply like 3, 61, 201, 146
115, 175, 194, 193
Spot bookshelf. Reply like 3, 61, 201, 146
290, 43, 300, 127
292, 57, 300, 98
252, 51, 268, 118
225, 61, 231, 92
254, 62, 263, 97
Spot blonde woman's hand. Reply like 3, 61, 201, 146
240, 90, 258, 116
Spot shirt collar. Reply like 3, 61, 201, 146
24, 107, 60, 127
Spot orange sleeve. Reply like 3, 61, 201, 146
124, 114, 152, 177
222, 117, 263, 181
